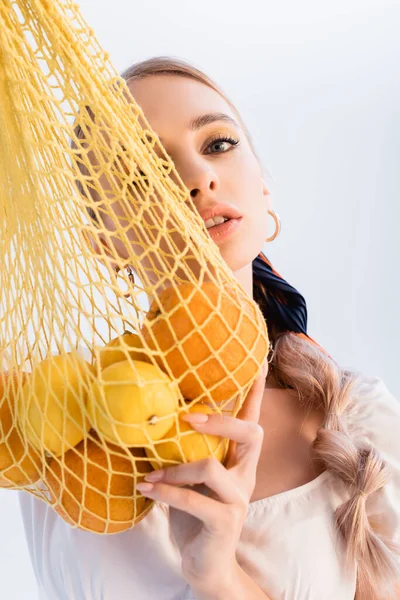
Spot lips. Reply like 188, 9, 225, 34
204, 216, 229, 229
204, 214, 243, 242
198, 203, 243, 223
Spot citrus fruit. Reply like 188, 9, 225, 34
0, 370, 43, 487
44, 435, 154, 534
96, 331, 150, 371
141, 281, 269, 403
18, 352, 94, 457
145, 403, 229, 470
87, 359, 180, 446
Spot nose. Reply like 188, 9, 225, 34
189, 175, 218, 200
180, 160, 220, 201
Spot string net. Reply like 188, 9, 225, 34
0, 0, 270, 534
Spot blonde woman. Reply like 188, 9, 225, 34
19, 57, 400, 600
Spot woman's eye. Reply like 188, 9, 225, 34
205, 136, 239, 154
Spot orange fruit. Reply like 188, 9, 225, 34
145, 403, 229, 470
141, 281, 269, 403
18, 352, 94, 457
44, 434, 155, 534
87, 359, 180, 446
0, 371, 43, 487
95, 331, 150, 371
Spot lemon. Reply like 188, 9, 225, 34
87, 359, 180, 446
18, 352, 94, 457
96, 331, 150, 371
145, 403, 229, 470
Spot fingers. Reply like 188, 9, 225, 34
142, 458, 245, 506
182, 412, 264, 477
137, 478, 227, 531
135, 365, 268, 519
137, 459, 247, 534
182, 412, 263, 447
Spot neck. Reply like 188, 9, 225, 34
264, 370, 283, 389
232, 262, 253, 299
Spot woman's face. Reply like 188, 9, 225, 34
130, 75, 270, 270
88, 75, 271, 287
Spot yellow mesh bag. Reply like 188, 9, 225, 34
0, 0, 270, 534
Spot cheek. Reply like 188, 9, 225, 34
231, 159, 269, 242
231, 149, 262, 191
232, 158, 266, 216
100, 199, 199, 285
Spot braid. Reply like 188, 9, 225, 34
314, 412, 399, 597
268, 333, 400, 597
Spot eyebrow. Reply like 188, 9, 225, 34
190, 112, 238, 131
159, 112, 239, 143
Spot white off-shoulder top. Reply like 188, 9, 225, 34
18, 376, 400, 599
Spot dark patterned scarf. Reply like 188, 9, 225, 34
253, 252, 334, 361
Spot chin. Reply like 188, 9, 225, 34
218, 246, 252, 274
219, 239, 262, 272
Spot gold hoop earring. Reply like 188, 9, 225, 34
113, 265, 135, 298
266, 209, 281, 242
267, 341, 275, 364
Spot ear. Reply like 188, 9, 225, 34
261, 178, 271, 207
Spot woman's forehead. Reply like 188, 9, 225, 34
127, 75, 237, 138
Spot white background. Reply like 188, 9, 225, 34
1, 0, 399, 597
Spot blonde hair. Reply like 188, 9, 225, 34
73, 56, 399, 597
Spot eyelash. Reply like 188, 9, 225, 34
131, 135, 239, 186
205, 134, 240, 154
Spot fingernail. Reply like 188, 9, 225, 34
144, 470, 164, 482
137, 482, 154, 493
181, 413, 209, 423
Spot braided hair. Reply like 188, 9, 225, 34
253, 251, 400, 598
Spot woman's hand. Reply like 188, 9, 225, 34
136, 360, 269, 593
